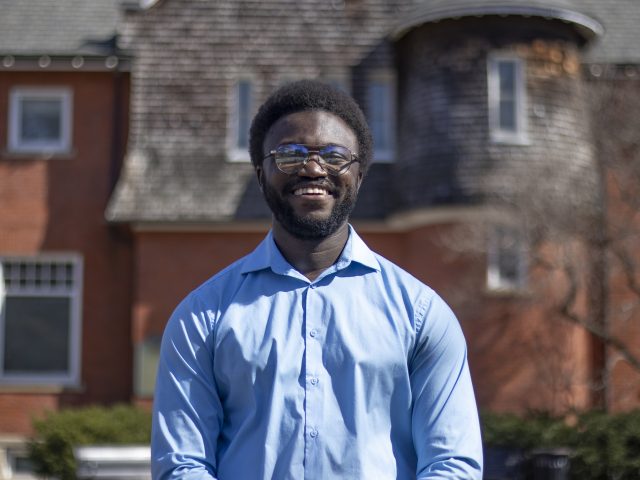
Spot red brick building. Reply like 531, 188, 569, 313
0, 0, 131, 472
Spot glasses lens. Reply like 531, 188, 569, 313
274, 144, 308, 173
319, 145, 352, 174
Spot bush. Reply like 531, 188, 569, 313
481, 411, 573, 450
569, 410, 640, 480
481, 409, 640, 480
28, 404, 152, 480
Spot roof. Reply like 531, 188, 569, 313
394, 0, 603, 41
581, 0, 640, 63
0, 0, 123, 56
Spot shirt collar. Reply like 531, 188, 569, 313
240, 225, 380, 277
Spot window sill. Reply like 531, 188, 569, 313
1, 149, 77, 161
0, 383, 85, 394
489, 134, 531, 146
484, 286, 531, 299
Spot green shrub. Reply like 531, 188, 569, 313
569, 410, 640, 480
481, 409, 640, 480
481, 411, 573, 450
28, 404, 152, 480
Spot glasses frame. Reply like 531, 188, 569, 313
264, 143, 359, 176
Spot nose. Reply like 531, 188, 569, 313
298, 153, 328, 177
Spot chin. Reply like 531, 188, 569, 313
263, 185, 356, 240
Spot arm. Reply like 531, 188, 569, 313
151, 298, 221, 480
410, 293, 483, 480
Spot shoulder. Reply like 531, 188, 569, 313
368, 250, 459, 332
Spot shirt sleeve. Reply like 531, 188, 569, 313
151, 296, 221, 480
410, 292, 483, 479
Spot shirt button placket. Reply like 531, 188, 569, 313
304, 283, 323, 475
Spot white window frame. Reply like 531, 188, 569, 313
227, 79, 254, 162
487, 225, 527, 292
366, 71, 396, 163
487, 54, 528, 144
0, 253, 83, 386
8, 87, 73, 154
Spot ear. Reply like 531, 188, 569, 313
255, 165, 264, 191
355, 167, 364, 193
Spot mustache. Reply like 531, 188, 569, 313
285, 179, 336, 192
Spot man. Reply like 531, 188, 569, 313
152, 80, 483, 479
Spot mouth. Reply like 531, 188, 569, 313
290, 182, 334, 197
293, 186, 330, 196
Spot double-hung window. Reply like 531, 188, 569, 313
366, 72, 396, 162
0, 255, 82, 386
8, 87, 73, 153
487, 55, 527, 144
487, 225, 527, 292
228, 79, 253, 162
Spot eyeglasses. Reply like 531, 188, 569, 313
264, 144, 359, 176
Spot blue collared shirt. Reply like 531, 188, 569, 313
152, 227, 483, 479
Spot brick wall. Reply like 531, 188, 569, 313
132, 224, 594, 413
0, 70, 132, 434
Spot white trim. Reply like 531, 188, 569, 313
0, 253, 83, 386
367, 71, 396, 163
8, 87, 73, 154
227, 78, 253, 163
487, 54, 528, 145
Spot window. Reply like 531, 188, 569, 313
487, 225, 527, 292
0, 255, 82, 385
134, 336, 161, 397
366, 72, 396, 162
487, 55, 527, 144
228, 80, 253, 162
8, 87, 73, 153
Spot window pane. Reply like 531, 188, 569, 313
498, 61, 515, 97
3, 296, 70, 373
21, 98, 62, 142
498, 242, 520, 285
134, 336, 161, 397
499, 99, 516, 131
236, 81, 252, 149
368, 82, 391, 151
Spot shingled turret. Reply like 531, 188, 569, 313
392, 0, 603, 220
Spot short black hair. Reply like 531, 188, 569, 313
249, 79, 373, 175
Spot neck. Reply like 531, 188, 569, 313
272, 222, 350, 281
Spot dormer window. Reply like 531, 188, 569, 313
227, 79, 253, 162
487, 55, 528, 144
366, 71, 396, 163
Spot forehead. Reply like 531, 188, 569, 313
263, 110, 357, 153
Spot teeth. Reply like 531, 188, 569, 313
294, 187, 328, 196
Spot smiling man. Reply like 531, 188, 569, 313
151, 80, 483, 479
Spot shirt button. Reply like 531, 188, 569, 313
309, 329, 318, 338
309, 429, 318, 438
310, 377, 319, 385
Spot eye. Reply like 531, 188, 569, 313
277, 144, 307, 158
320, 145, 350, 164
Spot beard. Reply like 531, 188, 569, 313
262, 180, 358, 240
